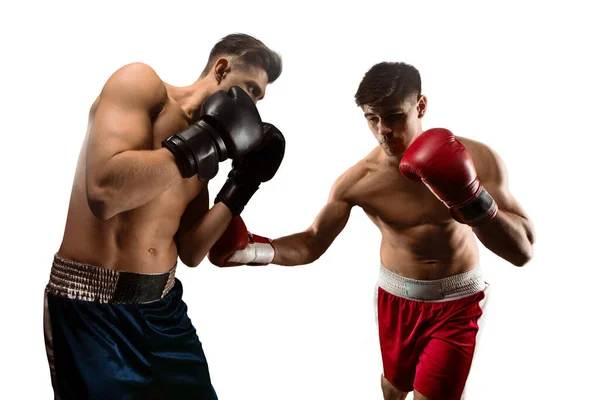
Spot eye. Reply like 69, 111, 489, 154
368, 117, 379, 125
248, 85, 259, 97
387, 113, 405, 122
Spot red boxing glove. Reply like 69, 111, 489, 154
208, 216, 275, 267
399, 128, 498, 225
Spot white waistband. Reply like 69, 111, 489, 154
378, 264, 485, 302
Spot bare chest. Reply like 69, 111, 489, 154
355, 172, 452, 230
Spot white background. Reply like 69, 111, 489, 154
1, 0, 598, 399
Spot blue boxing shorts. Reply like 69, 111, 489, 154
43, 255, 218, 400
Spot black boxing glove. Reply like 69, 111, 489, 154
215, 123, 286, 215
162, 86, 264, 181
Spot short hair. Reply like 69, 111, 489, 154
202, 33, 282, 83
354, 62, 421, 107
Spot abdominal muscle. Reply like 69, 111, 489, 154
58, 203, 181, 274
377, 221, 480, 280
56, 152, 198, 274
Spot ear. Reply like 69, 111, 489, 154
417, 95, 428, 118
214, 58, 231, 84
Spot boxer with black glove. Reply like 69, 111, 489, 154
46, 33, 284, 400
162, 86, 264, 181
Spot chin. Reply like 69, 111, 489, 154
383, 148, 400, 158
387, 145, 405, 155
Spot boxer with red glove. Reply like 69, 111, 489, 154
209, 61, 535, 400
399, 128, 498, 225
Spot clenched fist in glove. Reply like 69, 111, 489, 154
215, 123, 286, 215
399, 128, 498, 225
162, 86, 264, 181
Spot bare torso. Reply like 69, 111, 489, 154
57, 87, 207, 273
347, 138, 490, 280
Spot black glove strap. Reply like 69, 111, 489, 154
162, 121, 227, 181
215, 179, 259, 216
162, 135, 197, 178
195, 119, 228, 161
450, 187, 498, 225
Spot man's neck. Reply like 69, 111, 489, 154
166, 77, 216, 121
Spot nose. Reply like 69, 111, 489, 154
377, 121, 393, 138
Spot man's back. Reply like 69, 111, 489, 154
57, 63, 206, 273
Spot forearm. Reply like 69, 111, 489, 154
87, 148, 182, 219
271, 230, 323, 266
472, 210, 535, 266
178, 202, 233, 267
207, 193, 351, 268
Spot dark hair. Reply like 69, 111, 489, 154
354, 62, 421, 107
202, 33, 282, 83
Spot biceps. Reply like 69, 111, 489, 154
309, 200, 352, 248
89, 101, 153, 159
86, 102, 154, 181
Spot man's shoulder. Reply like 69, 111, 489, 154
456, 135, 497, 160
455, 135, 505, 182
110, 62, 162, 83
100, 62, 168, 106
456, 135, 486, 150
331, 148, 379, 201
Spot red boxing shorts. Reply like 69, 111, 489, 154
376, 264, 488, 400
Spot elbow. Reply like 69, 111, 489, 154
506, 221, 535, 267
514, 228, 536, 267
511, 245, 534, 267
88, 200, 114, 220
87, 196, 113, 220
307, 248, 324, 264
177, 250, 198, 268
182, 250, 205, 268
178, 241, 205, 268
180, 255, 201, 268
87, 184, 117, 220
